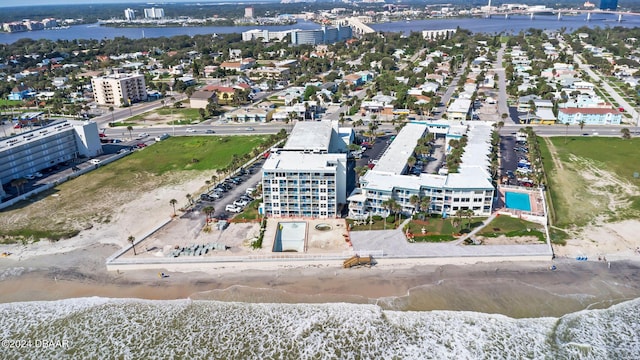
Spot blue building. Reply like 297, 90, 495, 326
8, 85, 33, 101
557, 108, 622, 125
599, 0, 618, 10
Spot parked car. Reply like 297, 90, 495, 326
135, 143, 147, 148
245, 127, 255, 131
34, 172, 43, 178
154, 133, 170, 141
234, 199, 249, 207
200, 194, 215, 201
89, 159, 101, 165
24, 174, 35, 180
225, 204, 242, 213
245, 187, 255, 195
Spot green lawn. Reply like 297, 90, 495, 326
231, 200, 262, 222
477, 215, 545, 242
405, 216, 486, 242
0, 99, 22, 108
347, 216, 405, 231
539, 136, 640, 227
112, 135, 268, 175
0, 135, 272, 243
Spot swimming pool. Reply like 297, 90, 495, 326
273, 222, 306, 252
505, 191, 532, 212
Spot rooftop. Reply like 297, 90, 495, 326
447, 98, 472, 113
374, 123, 428, 175
262, 151, 346, 172
283, 121, 334, 152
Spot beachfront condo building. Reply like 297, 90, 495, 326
124, 8, 136, 21
91, 73, 147, 107
0, 120, 102, 201
261, 121, 350, 219
348, 122, 495, 219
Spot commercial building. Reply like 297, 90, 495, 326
244, 6, 254, 18
242, 29, 294, 42
557, 108, 622, 125
348, 122, 495, 219
91, 73, 147, 107
0, 120, 102, 200
144, 7, 164, 19
261, 121, 351, 219
599, 0, 618, 10
447, 98, 472, 121
124, 8, 136, 21
290, 25, 352, 46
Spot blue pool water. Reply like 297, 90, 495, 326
273, 222, 306, 252
505, 192, 532, 212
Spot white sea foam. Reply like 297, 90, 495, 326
0, 297, 639, 359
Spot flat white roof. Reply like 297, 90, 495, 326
447, 98, 472, 114
459, 122, 493, 174
374, 123, 427, 175
283, 121, 333, 152
263, 151, 345, 172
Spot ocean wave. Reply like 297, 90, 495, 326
0, 297, 639, 359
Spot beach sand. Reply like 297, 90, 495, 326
2, 174, 640, 318
1, 243, 640, 318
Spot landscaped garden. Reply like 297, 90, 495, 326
476, 215, 545, 242
403, 214, 487, 242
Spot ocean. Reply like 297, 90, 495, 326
1, 296, 639, 359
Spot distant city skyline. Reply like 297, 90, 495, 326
0, 0, 276, 8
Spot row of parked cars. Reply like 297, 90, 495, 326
512, 140, 534, 187
199, 167, 258, 214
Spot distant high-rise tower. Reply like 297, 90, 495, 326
144, 7, 165, 19
124, 8, 135, 21
599, 0, 618, 10
245, 6, 254, 18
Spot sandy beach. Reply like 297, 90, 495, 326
2, 176, 640, 319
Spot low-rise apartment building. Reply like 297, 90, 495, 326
348, 122, 495, 219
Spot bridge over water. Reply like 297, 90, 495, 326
333, 17, 376, 35
483, 9, 640, 22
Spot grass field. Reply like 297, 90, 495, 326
405, 216, 486, 242
126, 107, 203, 124
477, 215, 545, 242
0, 135, 270, 243
539, 136, 640, 228
0, 99, 23, 108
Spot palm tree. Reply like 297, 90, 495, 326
407, 156, 416, 170
205, 180, 211, 191
169, 199, 177, 216
496, 120, 504, 133
464, 209, 474, 230
126, 125, 133, 140
202, 205, 215, 223
211, 174, 219, 185
621, 128, 631, 139
128, 235, 137, 255
578, 120, 586, 132
409, 195, 420, 213
108, 106, 115, 123
186, 193, 193, 206
454, 209, 465, 231
420, 197, 431, 215
10, 177, 28, 195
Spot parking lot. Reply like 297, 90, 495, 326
500, 135, 533, 187
191, 160, 264, 220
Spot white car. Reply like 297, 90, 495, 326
186, 128, 197, 133
225, 204, 242, 213
245, 127, 254, 131
233, 199, 249, 208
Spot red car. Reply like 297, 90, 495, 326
136, 143, 147, 148
618, 107, 625, 112
13, 123, 22, 129
99, 133, 106, 138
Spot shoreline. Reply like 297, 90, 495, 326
2, 243, 639, 318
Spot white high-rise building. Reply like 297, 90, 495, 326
91, 73, 147, 107
261, 121, 351, 219
124, 8, 136, 21
244, 6, 254, 18
144, 7, 165, 19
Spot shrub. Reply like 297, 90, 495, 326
386, 215, 395, 223
372, 215, 383, 221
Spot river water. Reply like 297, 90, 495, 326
1, 14, 638, 44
